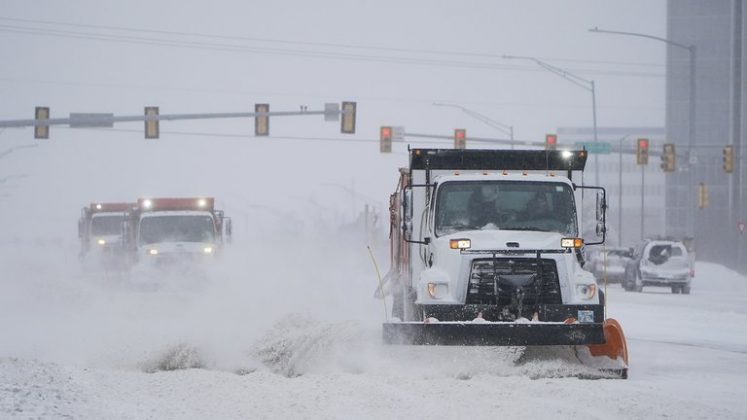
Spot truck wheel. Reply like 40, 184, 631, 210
670, 286, 680, 294
682, 285, 691, 294
633, 272, 643, 292
622, 275, 632, 291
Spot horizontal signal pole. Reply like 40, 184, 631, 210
0, 108, 350, 129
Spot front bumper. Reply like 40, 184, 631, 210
383, 321, 605, 346
384, 304, 605, 346
421, 303, 604, 323
640, 273, 689, 286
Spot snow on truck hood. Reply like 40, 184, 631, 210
437, 229, 566, 251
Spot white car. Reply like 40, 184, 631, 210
623, 240, 692, 294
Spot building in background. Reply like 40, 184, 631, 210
667, 1, 746, 272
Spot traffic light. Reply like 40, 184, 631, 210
341, 101, 356, 134
723, 145, 734, 173
34, 106, 50, 139
660, 143, 675, 172
380, 126, 392, 153
636, 138, 649, 165
697, 182, 709, 209
144, 106, 159, 139
454, 129, 466, 149
545, 134, 557, 151
255, 103, 269, 136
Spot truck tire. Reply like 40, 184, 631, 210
670, 286, 680, 294
681, 285, 691, 294
633, 271, 643, 292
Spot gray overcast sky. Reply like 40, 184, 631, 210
0, 0, 666, 239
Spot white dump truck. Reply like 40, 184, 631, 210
382, 148, 628, 378
78, 202, 130, 264
123, 197, 231, 267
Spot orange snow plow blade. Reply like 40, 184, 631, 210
588, 318, 628, 364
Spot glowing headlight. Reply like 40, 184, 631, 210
95, 203, 103, 210
561, 150, 573, 159
148, 249, 158, 256
97, 239, 106, 245
449, 239, 471, 250
576, 284, 597, 300
203, 247, 213, 254
142, 199, 153, 209
198, 199, 207, 207
561, 238, 584, 249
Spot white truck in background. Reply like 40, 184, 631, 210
123, 197, 231, 268
78, 202, 130, 265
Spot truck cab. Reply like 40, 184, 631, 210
78, 202, 130, 262
124, 197, 231, 267
417, 173, 598, 320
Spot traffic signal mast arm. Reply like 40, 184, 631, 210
0, 108, 344, 128
1, 102, 357, 139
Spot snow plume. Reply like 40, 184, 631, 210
0, 226, 389, 373
250, 314, 373, 377
0, 234, 607, 381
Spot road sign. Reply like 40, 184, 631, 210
324, 103, 339, 122
69, 113, 114, 128
574, 141, 611, 154
392, 126, 405, 142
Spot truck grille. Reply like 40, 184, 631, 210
467, 258, 562, 306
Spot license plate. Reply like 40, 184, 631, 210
577, 310, 594, 323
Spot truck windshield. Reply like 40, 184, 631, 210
435, 181, 578, 236
139, 215, 215, 245
91, 214, 124, 236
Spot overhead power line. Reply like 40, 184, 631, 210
0, 16, 665, 68
0, 18, 664, 79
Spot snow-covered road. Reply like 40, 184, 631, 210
1, 240, 746, 419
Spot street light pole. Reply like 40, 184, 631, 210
502, 55, 599, 185
589, 27, 696, 238
0, 144, 38, 160
617, 134, 633, 246
432, 102, 515, 146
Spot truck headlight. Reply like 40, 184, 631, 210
427, 283, 448, 299
449, 239, 471, 250
148, 249, 159, 256
97, 239, 106, 245
203, 247, 213, 254
576, 284, 597, 300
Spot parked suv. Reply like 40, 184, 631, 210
623, 240, 691, 294
589, 247, 633, 284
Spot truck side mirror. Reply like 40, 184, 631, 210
595, 191, 606, 222
122, 220, 133, 250
224, 217, 233, 243
596, 222, 606, 237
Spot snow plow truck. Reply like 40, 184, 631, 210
78, 202, 130, 263
123, 197, 231, 267
382, 148, 629, 378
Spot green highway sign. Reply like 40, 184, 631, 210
574, 141, 612, 154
